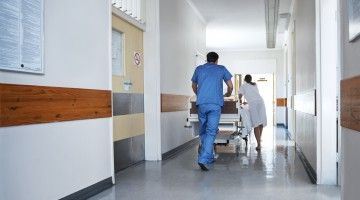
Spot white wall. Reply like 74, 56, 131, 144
293, 0, 318, 175
340, 0, 360, 198
283, 0, 338, 185
285, 18, 296, 138
216, 50, 286, 125
159, 0, 206, 154
0, 0, 113, 199
316, 0, 338, 185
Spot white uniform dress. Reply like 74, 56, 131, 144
239, 83, 267, 127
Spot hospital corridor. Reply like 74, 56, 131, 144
0, 0, 360, 200
88, 127, 340, 200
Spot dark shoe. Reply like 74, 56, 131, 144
198, 163, 209, 171
256, 146, 261, 151
242, 137, 248, 145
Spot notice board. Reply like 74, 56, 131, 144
0, 0, 44, 74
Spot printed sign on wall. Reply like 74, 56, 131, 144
0, 0, 44, 74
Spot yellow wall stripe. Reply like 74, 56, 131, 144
113, 113, 145, 141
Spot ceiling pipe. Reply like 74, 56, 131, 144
264, 0, 280, 48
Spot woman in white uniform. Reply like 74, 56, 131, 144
238, 74, 267, 151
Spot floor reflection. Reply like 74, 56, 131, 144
89, 127, 340, 200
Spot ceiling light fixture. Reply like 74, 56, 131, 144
278, 13, 291, 33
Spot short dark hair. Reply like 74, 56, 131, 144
244, 74, 256, 85
207, 52, 219, 63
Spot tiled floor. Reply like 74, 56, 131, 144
89, 127, 340, 200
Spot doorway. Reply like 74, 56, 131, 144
112, 14, 145, 173
251, 73, 275, 127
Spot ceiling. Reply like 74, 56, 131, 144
189, 0, 293, 50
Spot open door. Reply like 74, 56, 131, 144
251, 74, 275, 127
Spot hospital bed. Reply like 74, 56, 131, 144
187, 96, 251, 150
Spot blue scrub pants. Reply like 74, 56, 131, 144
198, 104, 221, 165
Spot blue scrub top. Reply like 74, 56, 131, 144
191, 63, 232, 107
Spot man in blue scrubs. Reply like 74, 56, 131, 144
191, 52, 233, 171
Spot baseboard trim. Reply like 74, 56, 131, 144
117, 160, 146, 171
295, 145, 317, 184
59, 177, 113, 200
284, 128, 317, 184
162, 138, 198, 160
280, 125, 292, 140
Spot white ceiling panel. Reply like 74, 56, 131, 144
189, 0, 293, 50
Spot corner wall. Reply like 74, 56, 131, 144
0, 0, 113, 199
144, 0, 162, 161
316, 0, 338, 185
159, 0, 206, 154
340, 0, 360, 198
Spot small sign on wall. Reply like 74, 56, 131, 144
133, 51, 142, 66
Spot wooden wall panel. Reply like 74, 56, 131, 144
341, 76, 360, 132
161, 94, 190, 112
0, 84, 112, 127
276, 98, 287, 107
